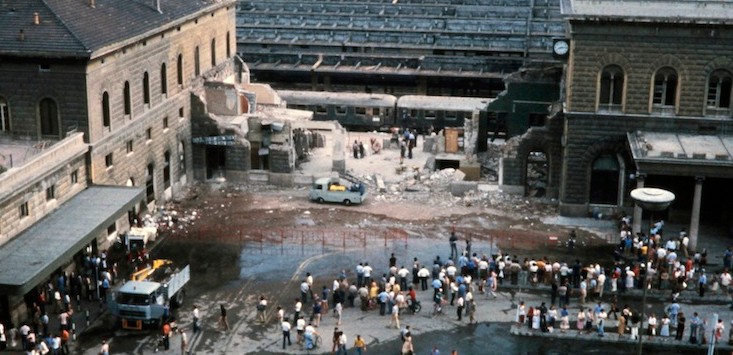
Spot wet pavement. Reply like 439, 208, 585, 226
5, 183, 733, 355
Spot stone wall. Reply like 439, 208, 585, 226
567, 21, 733, 117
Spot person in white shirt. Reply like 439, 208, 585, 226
721, 270, 732, 293
296, 317, 306, 344
398, 266, 410, 290
362, 263, 373, 287
281, 318, 292, 349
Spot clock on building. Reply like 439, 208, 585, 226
553, 39, 569, 58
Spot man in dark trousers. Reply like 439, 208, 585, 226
449, 232, 458, 260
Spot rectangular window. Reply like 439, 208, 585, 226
444, 111, 458, 121
316, 105, 327, 114
46, 185, 55, 200
163, 116, 169, 130
425, 110, 437, 120
71, 169, 78, 184
126, 140, 134, 154
355, 107, 367, 115
19, 202, 29, 218
336, 106, 347, 115
146, 127, 152, 141
105, 153, 114, 167
179, 107, 184, 119
39, 64, 51, 72
107, 223, 117, 235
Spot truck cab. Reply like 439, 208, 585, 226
309, 177, 367, 206
108, 261, 189, 329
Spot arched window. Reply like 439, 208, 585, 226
706, 69, 732, 116
226, 32, 231, 58
598, 65, 624, 112
194, 46, 200, 76
652, 67, 678, 112
39, 98, 60, 138
210, 38, 216, 66
143, 72, 150, 105
102, 92, 111, 129
0, 96, 10, 132
177, 54, 184, 85
123, 81, 132, 116
160, 63, 168, 96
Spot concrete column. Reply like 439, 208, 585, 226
632, 174, 645, 235
688, 177, 704, 252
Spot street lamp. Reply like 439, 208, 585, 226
630, 187, 675, 355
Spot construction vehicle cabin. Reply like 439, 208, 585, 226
108, 259, 190, 329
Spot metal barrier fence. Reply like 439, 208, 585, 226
171, 227, 409, 257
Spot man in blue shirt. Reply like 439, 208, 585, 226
377, 290, 389, 316
699, 271, 707, 297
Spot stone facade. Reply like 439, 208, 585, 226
559, 8, 733, 217
0, 133, 88, 244
86, 5, 237, 206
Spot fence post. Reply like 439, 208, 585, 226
363, 232, 367, 258
384, 231, 387, 248
281, 230, 284, 255
342, 233, 346, 253
322, 231, 326, 254
260, 230, 263, 253
301, 231, 305, 256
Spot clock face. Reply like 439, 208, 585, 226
553, 40, 569, 56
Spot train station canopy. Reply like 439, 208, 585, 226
627, 131, 733, 178
0, 186, 144, 295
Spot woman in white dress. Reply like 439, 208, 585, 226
532, 308, 541, 330
576, 308, 586, 331
647, 313, 658, 338
660, 315, 671, 337
625, 268, 635, 290
560, 307, 570, 332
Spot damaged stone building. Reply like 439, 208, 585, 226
190, 76, 318, 184
0, 0, 239, 326
501, 0, 733, 250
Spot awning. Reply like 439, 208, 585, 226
0, 186, 145, 295
627, 131, 733, 178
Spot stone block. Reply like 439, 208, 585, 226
449, 181, 478, 197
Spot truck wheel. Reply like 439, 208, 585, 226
317, 197, 325, 204
343, 199, 352, 206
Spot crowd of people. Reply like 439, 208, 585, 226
254, 217, 733, 353
515, 216, 733, 348
0, 250, 118, 355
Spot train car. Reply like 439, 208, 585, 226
277, 90, 397, 131
396, 95, 492, 134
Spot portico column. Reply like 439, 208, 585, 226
688, 176, 704, 252
632, 174, 645, 235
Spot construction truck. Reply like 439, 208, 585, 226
108, 259, 190, 329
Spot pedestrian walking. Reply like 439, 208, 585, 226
257, 296, 268, 323
354, 334, 367, 355
179, 329, 188, 355
218, 304, 229, 331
